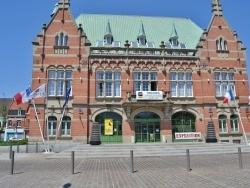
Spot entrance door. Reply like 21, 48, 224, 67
134, 111, 161, 143
135, 121, 161, 143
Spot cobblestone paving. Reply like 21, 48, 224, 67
0, 153, 250, 188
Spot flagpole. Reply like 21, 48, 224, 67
32, 99, 47, 151
230, 86, 249, 145
45, 83, 50, 153
53, 107, 66, 151
234, 101, 249, 145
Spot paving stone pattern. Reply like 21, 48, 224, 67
0, 152, 250, 188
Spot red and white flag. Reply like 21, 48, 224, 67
14, 88, 31, 105
223, 89, 235, 103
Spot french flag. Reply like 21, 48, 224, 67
14, 88, 31, 105
223, 89, 235, 103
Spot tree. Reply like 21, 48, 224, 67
0, 105, 7, 128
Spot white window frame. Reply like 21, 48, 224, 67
214, 72, 235, 97
170, 72, 193, 97
219, 115, 228, 133
96, 71, 121, 97
48, 69, 72, 97
133, 72, 158, 93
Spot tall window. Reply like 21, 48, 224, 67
48, 70, 72, 96
215, 72, 234, 96
16, 120, 21, 127
61, 116, 71, 136
230, 115, 239, 133
134, 72, 157, 93
55, 32, 68, 46
96, 71, 121, 97
48, 116, 57, 136
216, 38, 227, 50
219, 115, 228, 133
170, 71, 193, 97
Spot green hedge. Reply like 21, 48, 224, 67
0, 139, 28, 146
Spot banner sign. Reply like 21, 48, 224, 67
175, 132, 201, 139
136, 91, 163, 100
104, 118, 113, 135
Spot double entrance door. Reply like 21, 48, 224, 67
135, 120, 161, 143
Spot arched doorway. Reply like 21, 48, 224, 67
95, 112, 122, 143
172, 112, 196, 142
134, 111, 161, 143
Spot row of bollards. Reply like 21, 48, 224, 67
9, 143, 39, 156
8, 147, 245, 175
185, 148, 244, 172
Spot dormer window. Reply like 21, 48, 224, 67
138, 37, 146, 46
105, 36, 113, 45
18, 109, 22, 116
171, 38, 179, 47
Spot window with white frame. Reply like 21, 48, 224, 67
61, 116, 71, 136
48, 69, 72, 96
48, 116, 57, 136
230, 115, 239, 133
170, 71, 193, 97
16, 120, 21, 127
133, 71, 157, 93
219, 115, 228, 133
96, 69, 121, 97
214, 71, 235, 97
8, 120, 12, 127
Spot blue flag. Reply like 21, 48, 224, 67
63, 88, 71, 108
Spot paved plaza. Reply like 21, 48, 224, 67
0, 149, 250, 188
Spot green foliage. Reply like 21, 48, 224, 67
0, 139, 28, 146
0, 104, 7, 127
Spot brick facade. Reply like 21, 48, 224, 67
29, 0, 249, 144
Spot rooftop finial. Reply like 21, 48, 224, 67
212, 0, 223, 16
104, 20, 112, 36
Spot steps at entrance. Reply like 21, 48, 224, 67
47, 143, 250, 159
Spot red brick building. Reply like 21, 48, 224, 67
29, 0, 249, 144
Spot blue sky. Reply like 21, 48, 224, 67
0, 0, 249, 98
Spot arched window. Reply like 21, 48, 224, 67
61, 116, 71, 136
219, 38, 223, 50
64, 35, 68, 46
230, 115, 239, 133
55, 35, 59, 46
219, 115, 228, 133
48, 116, 57, 136
224, 41, 227, 50
216, 40, 220, 50
60, 33, 64, 46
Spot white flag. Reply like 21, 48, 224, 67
29, 84, 46, 99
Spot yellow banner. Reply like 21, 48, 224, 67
104, 118, 113, 135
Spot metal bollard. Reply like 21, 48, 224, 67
130, 150, 134, 173
26, 144, 28, 153
238, 147, 243, 169
10, 151, 15, 175
71, 151, 75, 175
186, 149, 191, 171
36, 143, 38, 153
9, 145, 12, 159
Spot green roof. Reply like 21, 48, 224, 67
75, 14, 203, 49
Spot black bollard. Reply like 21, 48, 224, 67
238, 147, 243, 169
71, 151, 75, 175
130, 150, 134, 173
10, 151, 15, 175
9, 145, 12, 159
26, 144, 28, 153
186, 149, 191, 171
36, 143, 38, 153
